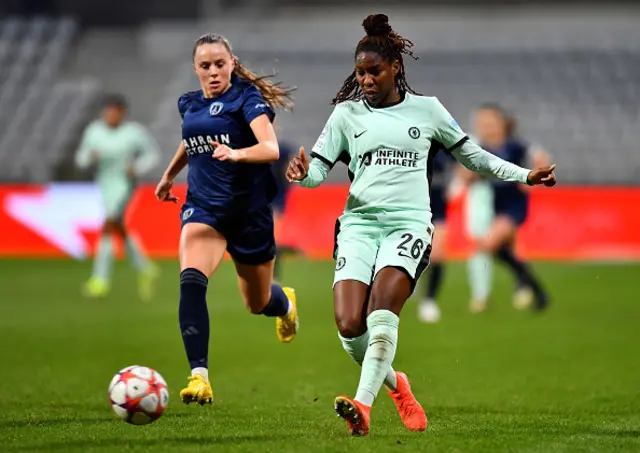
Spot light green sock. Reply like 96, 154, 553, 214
468, 252, 492, 301
354, 310, 399, 406
125, 235, 147, 271
339, 331, 398, 390
93, 234, 114, 282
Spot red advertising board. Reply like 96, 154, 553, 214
0, 184, 638, 260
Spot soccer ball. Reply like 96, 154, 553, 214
108, 365, 169, 425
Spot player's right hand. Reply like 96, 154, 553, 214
155, 177, 179, 203
286, 147, 310, 183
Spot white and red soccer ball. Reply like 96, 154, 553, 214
108, 365, 169, 425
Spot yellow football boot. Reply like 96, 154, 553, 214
179, 374, 213, 405
513, 286, 534, 310
82, 277, 109, 298
470, 298, 488, 314
276, 287, 298, 343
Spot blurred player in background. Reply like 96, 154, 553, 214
154, 33, 298, 406
461, 160, 497, 312
287, 14, 556, 436
464, 104, 551, 313
417, 148, 456, 323
75, 94, 160, 300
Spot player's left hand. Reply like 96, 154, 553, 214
210, 140, 241, 162
527, 164, 557, 187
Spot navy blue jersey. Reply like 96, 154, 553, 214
484, 138, 530, 225
179, 75, 276, 213
429, 147, 455, 221
430, 147, 456, 189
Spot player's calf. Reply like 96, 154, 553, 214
179, 268, 211, 396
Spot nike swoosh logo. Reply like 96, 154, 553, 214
354, 130, 367, 139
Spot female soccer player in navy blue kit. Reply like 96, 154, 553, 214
467, 104, 550, 312
155, 33, 298, 405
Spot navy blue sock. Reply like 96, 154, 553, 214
259, 284, 290, 317
496, 247, 545, 296
426, 263, 443, 300
179, 268, 210, 369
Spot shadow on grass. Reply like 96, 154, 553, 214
7, 433, 296, 452
1, 412, 191, 429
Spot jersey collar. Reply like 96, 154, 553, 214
364, 90, 406, 110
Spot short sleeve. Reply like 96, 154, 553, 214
310, 106, 347, 168
177, 93, 192, 119
432, 98, 468, 152
242, 88, 275, 124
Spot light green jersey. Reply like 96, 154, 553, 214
310, 94, 466, 226
75, 120, 160, 190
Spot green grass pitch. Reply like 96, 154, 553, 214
0, 259, 639, 452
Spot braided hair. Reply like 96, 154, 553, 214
193, 33, 295, 110
332, 14, 419, 105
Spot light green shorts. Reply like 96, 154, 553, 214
333, 217, 433, 291
100, 181, 134, 220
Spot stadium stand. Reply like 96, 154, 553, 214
0, 8, 639, 183
0, 17, 100, 182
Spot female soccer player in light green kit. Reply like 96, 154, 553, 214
75, 95, 161, 300
287, 14, 557, 437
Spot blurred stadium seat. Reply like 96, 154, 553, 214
0, 17, 99, 182
0, 5, 639, 183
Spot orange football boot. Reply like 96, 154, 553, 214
334, 395, 371, 437
387, 371, 427, 432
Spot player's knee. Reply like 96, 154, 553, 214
102, 221, 114, 234
477, 237, 496, 253
335, 315, 366, 338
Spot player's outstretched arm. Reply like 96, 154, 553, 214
286, 147, 330, 188
155, 142, 187, 203
451, 140, 556, 187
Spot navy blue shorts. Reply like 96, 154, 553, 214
180, 203, 276, 265
494, 193, 529, 226
430, 187, 447, 222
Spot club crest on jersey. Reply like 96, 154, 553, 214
408, 127, 421, 139
182, 208, 194, 221
209, 102, 224, 116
